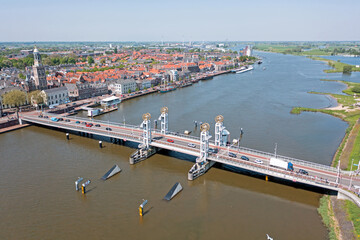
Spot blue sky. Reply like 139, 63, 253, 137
1, 0, 359, 41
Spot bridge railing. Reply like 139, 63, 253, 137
22, 116, 143, 143
235, 145, 338, 173
46, 113, 143, 131
208, 153, 339, 189
28, 114, 339, 174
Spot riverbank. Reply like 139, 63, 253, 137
308, 56, 360, 73
318, 195, 360, 240
292, 79, 360, 240
291, 80, 360, 170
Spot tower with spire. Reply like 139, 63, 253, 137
32, 46, 47, 90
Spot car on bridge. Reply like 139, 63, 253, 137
298, 169, 309, 175
188, 143, 196, 148
254, 159, 263, 164
58, 118, 64, 121
86, 123, 93, 127
208, 148, 218, 154
106, 127, 112, 131
167, 139, 174, 143
65, 119, 70, 122
95, 124, 101, 127
75, 121, 80, 124
43, 116, 48, 119
38, 115, 43, 118
241, 156, 249, 161
228, 152, 237, 158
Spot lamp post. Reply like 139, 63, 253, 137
336, 159, 341, 186
237, 128, 243, 152
348, 159, 354, 190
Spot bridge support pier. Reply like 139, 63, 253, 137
129, 146, 157, 165
188, 160, 215, 181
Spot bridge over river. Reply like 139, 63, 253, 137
21, 108, 360, 207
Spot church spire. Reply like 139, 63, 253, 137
33, 45, 41, 67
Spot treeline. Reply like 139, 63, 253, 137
41, 54, 78, 66
0, 54, 80, 70
332, 48, 360, 56
0, 55, 34, 70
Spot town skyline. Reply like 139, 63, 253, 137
2, 0, 360, 42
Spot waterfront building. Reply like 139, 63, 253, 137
32, 46, 47, 90
100, 96, 121, 107
169, 70, 179, 82
136, 79, 152, 90
41, 86, 69, 107
64, 82, 92, 100
110, 79, 137, 94
91, 83, 109, 96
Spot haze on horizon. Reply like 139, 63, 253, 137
1, 0, 359, 42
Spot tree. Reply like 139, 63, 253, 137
100, 58, 106, 65
343, 65, 352, 73
128, 89, 131, 93
2, 90, 27, 118
114, 47, 118, 54
18, 73, 26, 80
27, 90, 44, 106
351, 86, 360, 93
135, 87, 139, 91
87, 56, 94, 65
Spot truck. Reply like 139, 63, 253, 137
51, 117, 59, 122
269, 158, 294, 171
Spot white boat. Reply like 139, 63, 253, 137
236, 65, 254, 74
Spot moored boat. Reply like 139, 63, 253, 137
236, 65, 254, 74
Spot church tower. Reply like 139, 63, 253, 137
32, 46, 47, 90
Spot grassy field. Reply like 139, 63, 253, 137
253, 43, 334, 56
345, 200, 360, 239
318, 196, 339, 240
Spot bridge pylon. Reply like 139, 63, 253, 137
158, 107, 168, 135
188, 123, 215, 180
214, 115, 229, 147
129, 113, 157, 164
141, 113, 152, 149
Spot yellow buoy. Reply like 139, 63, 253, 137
265, 176, 268, 181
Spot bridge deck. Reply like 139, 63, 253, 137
21, 112, 360, 206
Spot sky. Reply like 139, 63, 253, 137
1, 0, 359, 42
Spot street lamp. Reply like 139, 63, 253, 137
348, 159, 356, 190
237, 128, 244, 152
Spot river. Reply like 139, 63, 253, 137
1, 51, 359, 239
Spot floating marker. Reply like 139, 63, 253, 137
164, 182, 183, 201
139, 199, 148, 216
81, 180, 91, 194
99, 141, 103, 148
75, 177, 83, 191
66, 133, 69, 140
101, 165, 121, 180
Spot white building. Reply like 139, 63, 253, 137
245, 45, 252, 57
100, 96, 121, 107
41, 86, 69, 107
111, 79, 137, 94
169, 70, 179, 82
